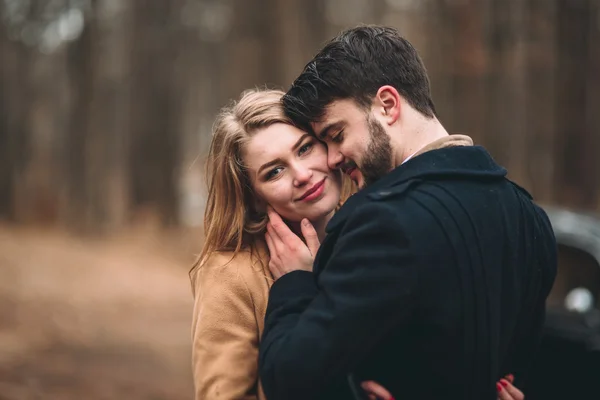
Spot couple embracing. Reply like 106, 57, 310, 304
190, 25, 557, 400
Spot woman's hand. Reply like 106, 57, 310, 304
264, 209, 320, 280
361, 380, 394, 400
360, 374, 525, 400
497, 374, 524, 400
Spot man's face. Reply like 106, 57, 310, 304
311, 99, 393, 189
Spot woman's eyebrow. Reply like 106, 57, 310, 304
258, 133, 312, 175
291, 133, 311, 150
257, 158, 282, 175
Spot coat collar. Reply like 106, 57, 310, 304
403, 134, 474, 164
326, 139, 506, 233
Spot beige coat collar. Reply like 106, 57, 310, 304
407, 134, 474, 163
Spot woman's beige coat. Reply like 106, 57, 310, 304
191, 245, 272, 400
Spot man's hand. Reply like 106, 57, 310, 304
264, 209, 320, 280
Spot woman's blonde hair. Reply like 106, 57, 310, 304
190, 88, 354, 283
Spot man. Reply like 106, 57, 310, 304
258, 25, 556, 400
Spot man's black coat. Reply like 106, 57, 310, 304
258, 146, 557, 399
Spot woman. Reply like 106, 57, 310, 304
190, 88, 523, 400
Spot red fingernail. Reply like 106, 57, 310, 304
500, 379, 508, 387
506, 374, 514, 382
496, 383, 503, 392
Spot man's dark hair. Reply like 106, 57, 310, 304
283, 25, 437, 133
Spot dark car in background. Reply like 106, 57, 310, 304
528, 207, 600, 400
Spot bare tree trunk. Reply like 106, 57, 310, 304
0, 26, 15, 219
585, 0, 600, 212
554, 0, 596, 209
129, 0, 179, 226
61, 0, 134, 233
87, 0, 133, 231
64, 6, 93, 230
263, 0, 326, 86
443, 0, 489, 143
484, 0, 529, 186
524, 0, 558, 204
9, 5, 68, 225
0, 8, 30, 223
173, 2, 212, 228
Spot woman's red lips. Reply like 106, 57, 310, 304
297, 178, 326, 201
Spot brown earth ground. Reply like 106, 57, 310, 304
0, 223, 201, 400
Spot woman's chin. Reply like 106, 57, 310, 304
276, 200, 338, 225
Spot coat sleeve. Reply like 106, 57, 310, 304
509, 214, 557, 390
191, 257, 260, 400
258, 202, 418, 399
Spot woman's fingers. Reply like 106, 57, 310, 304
497, 378, 524, 400
265, 230, 274, 252
267, 208, 296, 242
300, 218, 320, 256
502, 379, 524, 400
265, 229, 279, 261
497, 382, 509, 400
266, 223, 284, 255
361, 381, 395, 400
265, 230, 282, 278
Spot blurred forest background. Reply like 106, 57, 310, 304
1, 0, 599, 399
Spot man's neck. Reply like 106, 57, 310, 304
393, 120, 449, 168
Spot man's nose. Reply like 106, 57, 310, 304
327, 146, 344, 170
292, 165, 313, 187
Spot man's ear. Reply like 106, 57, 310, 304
374, 85, 401, 125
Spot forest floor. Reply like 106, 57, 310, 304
0, 223, 200, 399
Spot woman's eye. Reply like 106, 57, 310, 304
266, 167, 283, 180
332, 131, 344, 143
298, 142, 313, 156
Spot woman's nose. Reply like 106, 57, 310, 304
292, 165, 313, 187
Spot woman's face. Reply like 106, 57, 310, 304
243, 123, 342, 223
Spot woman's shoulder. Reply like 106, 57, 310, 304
193, 244, 272, 295
201, 245, 268, 275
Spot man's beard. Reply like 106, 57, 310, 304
359, 117, 393, 188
